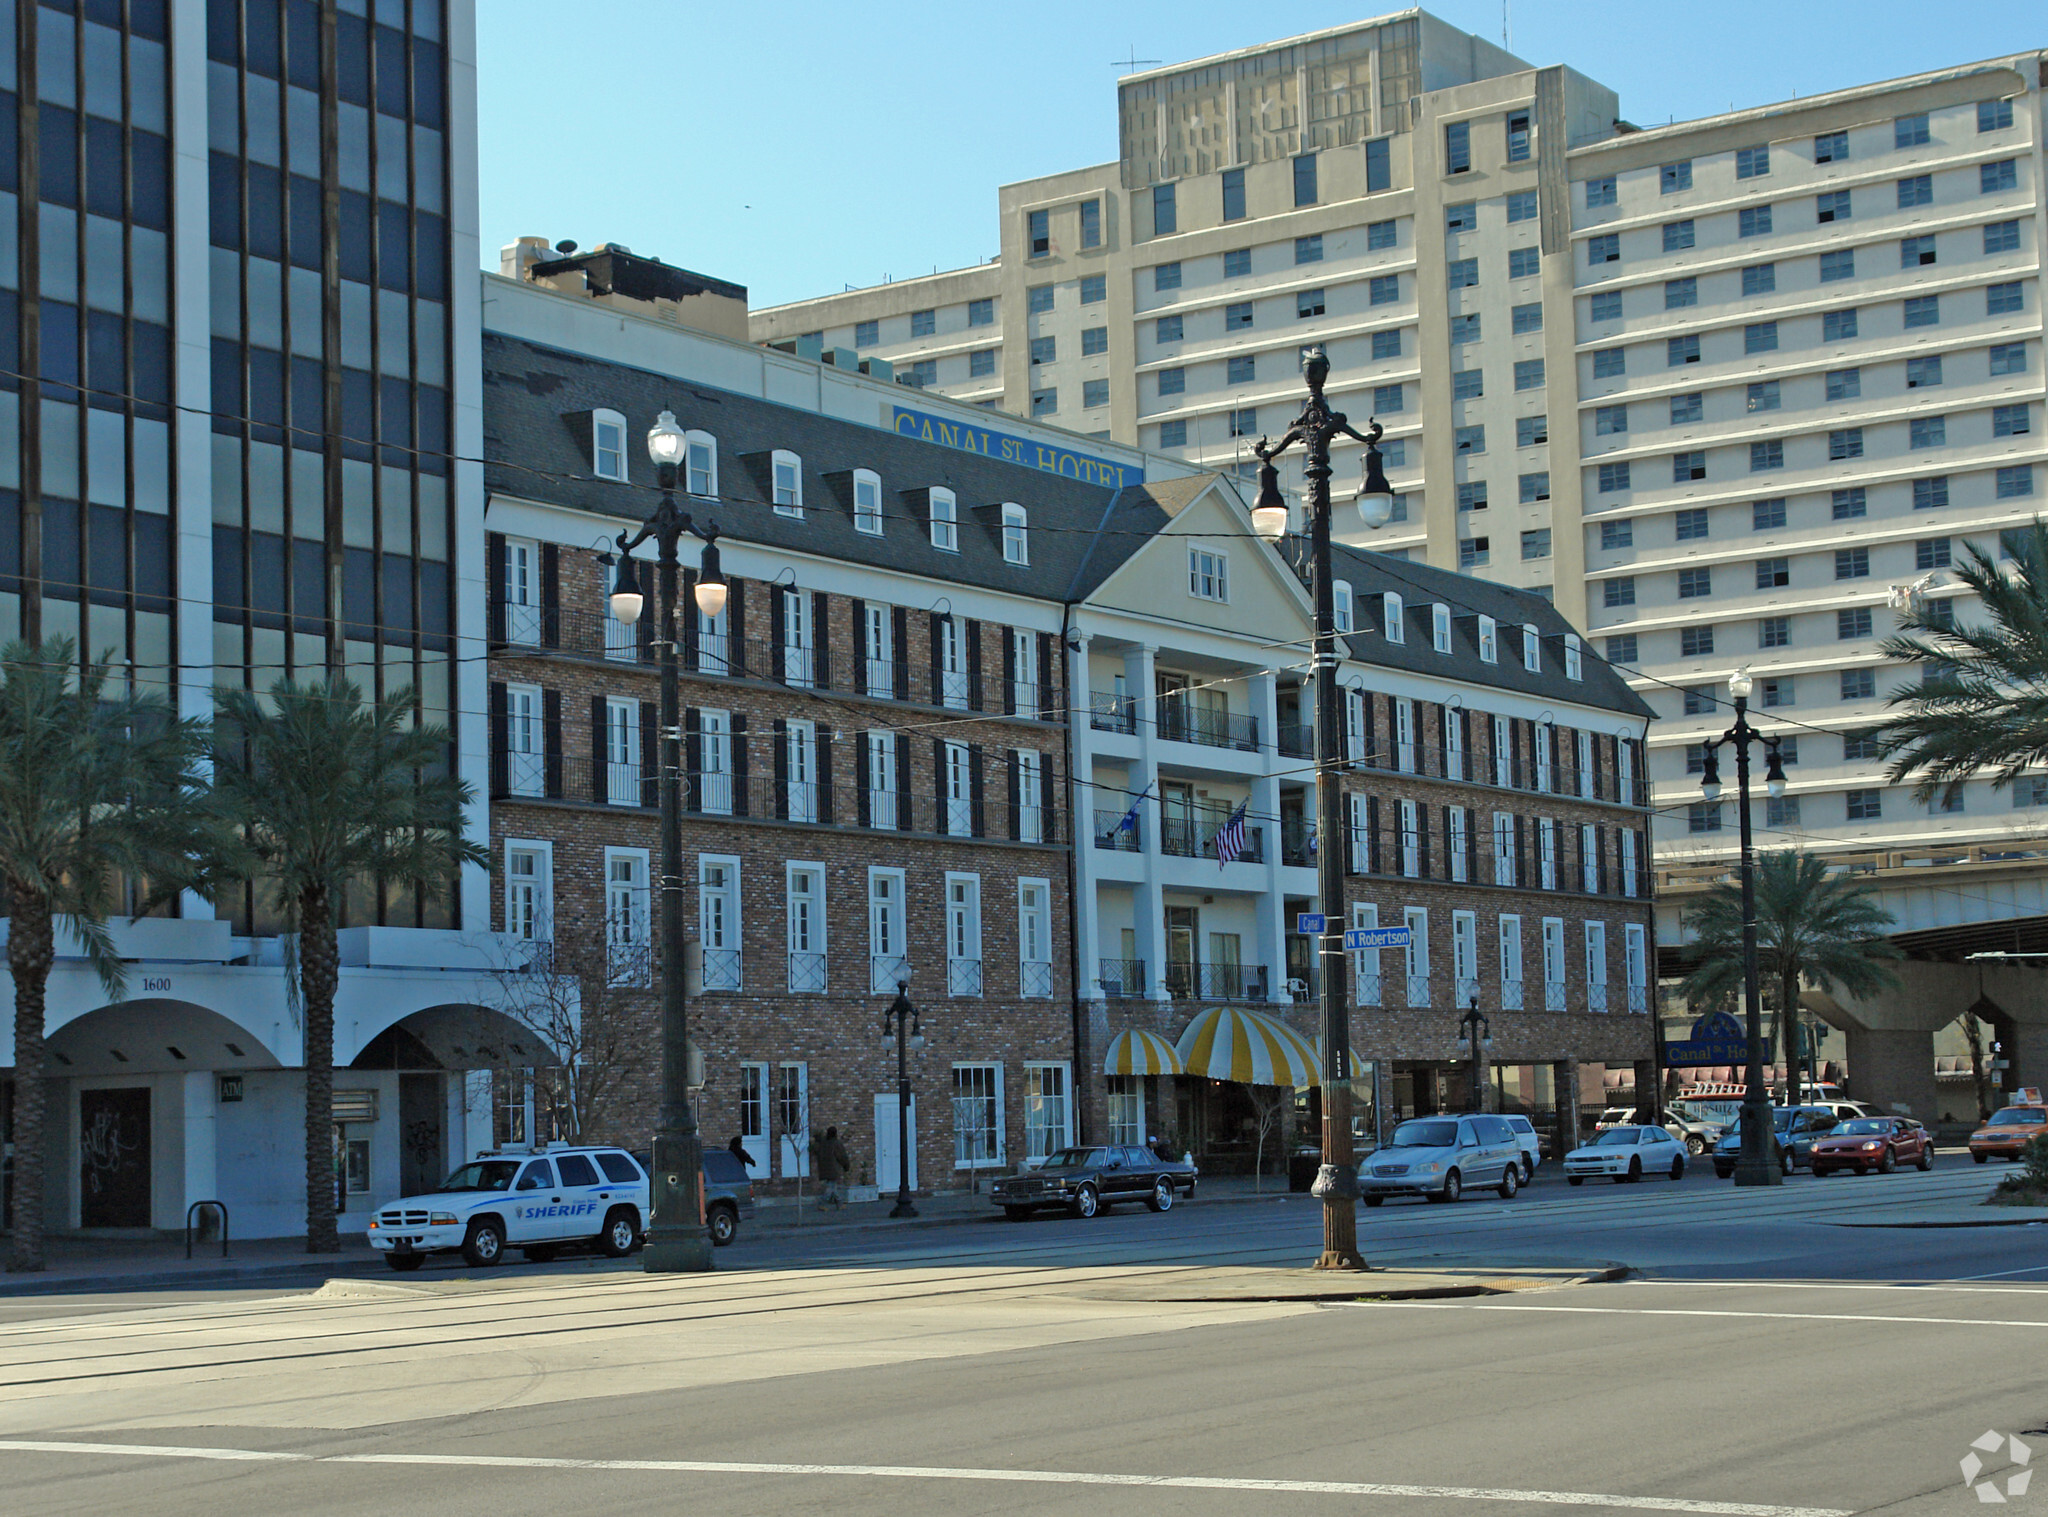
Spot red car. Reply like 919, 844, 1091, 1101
1809, 1116, 1934, 1176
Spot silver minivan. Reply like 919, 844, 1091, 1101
1359, 1114, 1525, 1205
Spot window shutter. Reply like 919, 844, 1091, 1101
1037, 631, 1058, 720
1636, 828, 1648, 895
486, 534, 506, 644
966, 619, 984, 710
1514, 814, 1528, 885
896, 733, 914, 830
1040, 752, 1057, 843
1463, 809, 1476, 882
816, 724, 834, 824
1597, 826, 1610, 895
725, 579, 746, 678
1005, 751, 1021, 838
812, 590, 832, 690
855, 737, 871, 828
684, 708, 702, 812
1366, 794, 1381, 874
1510, 720, 1525, 788
730, 712, 749, 817
636, 589, 655, 661
893, 606, 911, 700
682, 568, 700, 670
488, 682, 508, 794
931, 737, 946, 827
1548, 724, 1561, 789
1002, 632, 1017, 716
589, 695, 607, 803
540, 542, 560, 648
970, 744, 987, 837
639, 700, 657, 806
771, 587, 789, 686
1459, 709, 1473, 780
849, 596, 867, 684
542, 688, 563, 798
1417, 804, 1432, 879
928, 613, 945, 703
773, 718, 790, 819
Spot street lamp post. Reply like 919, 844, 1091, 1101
881, 982, 922, 1218
1457, 999, 1492, 1113
1251, 344, 1393, 1272
609, 409, 729, 1272
1698, 668, 1788, 1188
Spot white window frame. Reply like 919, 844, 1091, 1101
1581, 823, 1599, 894
1383, 591, 1404, 642
1564, 632, 1583, 680
503, 839, 553, 943
1018, 877, 1052, 996
505, 681, 543, 797
1106, 1074, 1145, 1146
1542, 917, 1566, 1010
685, 428, 717, 497
943, 739, 973, 834
1002, 502, 1029, 565
1492, 811, 1516, 886
604, 696, 639, 806
866, 731, 897, 829
786, 861, 825, 992
737, 1062, 769, 1179
785, 718, 818, 823
930, 486, 959, 551
1395, 697, 1417, 773
1016, 749, 1045, 843
604, 847, 651, 988
1624, 922, 1649, 1012
1619, 737, 1636, 802
504, 535, 540, 645
771, 448, 803, 517
1404, 907, 1431, 1007
699, 708, 733, 816
1023, 1061, 1073, 1161
1498, 914, 1524, 1008
1493, 714, 1511, 788
869, 865, 908, 992
1452, 910, 1478, 1003
1621, 829, 1639, 898
1442, 707, 1465, 781
1344, 688, 1366, 762
864, 602, 894, 699
1577, 730, 1595, 799
1449, 806, 1469, 882
1011, 628, 1039, 715
696, 601, 730, 674
1333, 580, 1353, 633
951, 1061, 1005, 1169
1188, 545, 1230, 602
591, 408, 628, 482
1351, 902, 1382, 1006
1432, 602, 1452, 654
853, 467, 884, 536
781, 585, 815, 688
1399, 798, 1420, 878
946, 871, 983, 996
1539, 817, 1558, 891
603, 557, 639, 661
938, 616, 969, 710
1523, 623, 1541, 672
775, 1061, 810, 1178
1347, 791, 1369, 874
1535, 726, 1553, 793
1585, 920, 1609, 1011
699, 854, 741, 990
1477, 614, 1497, 663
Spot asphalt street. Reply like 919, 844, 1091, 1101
0, 1151, 2041, 1516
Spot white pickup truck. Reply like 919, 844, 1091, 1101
366, 1144, 649, 1270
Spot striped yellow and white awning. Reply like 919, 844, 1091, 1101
1174, 1006, 1323, 1087
1102, 1028, 1186, 1077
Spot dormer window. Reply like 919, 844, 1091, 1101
1002, 503, 1028, 565
592, 408, 628, 481
1333, 580, 1353, 633
854, 469, 883, 536
1564, 633, 1583, 681
685, 430, 717, 497
771, 449, 803, 517
930, 487, 959, 551
1522, 624, 1541, 672
1477, 615, 1497, 663
1383, 592, 1404, 643
1431, 603, 1452, 654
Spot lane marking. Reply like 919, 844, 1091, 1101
1618, 1280, 2048, 1297
1381, 1301, 2048, 1329
1954, 1265, 2048, 1281
0, 1438, 1850, 1516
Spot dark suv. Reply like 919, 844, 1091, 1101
632, 1148, 757, 1246
1711, 1106, 1839, 1178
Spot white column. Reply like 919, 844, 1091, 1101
181, 1070, 218, 1215
461, 1071, 494, 1160
1068, 634, 1105, 1002
1128, 645, 1169, 1002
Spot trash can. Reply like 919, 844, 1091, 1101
1288, 1148, 1322, 1192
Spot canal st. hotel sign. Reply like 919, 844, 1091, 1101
891, 406, 1145, 490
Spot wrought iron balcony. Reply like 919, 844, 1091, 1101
1165, 962, 1271, 1002
947, 957, 984, 997
787, 952, 827, 994
1097, 959, 1147, 999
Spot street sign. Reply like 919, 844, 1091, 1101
1663, 1009, 1750, 1068
1343, 927, 1412, 951
1296, 912, 1328, 935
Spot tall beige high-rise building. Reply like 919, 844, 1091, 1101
754, 16, 2048, 1086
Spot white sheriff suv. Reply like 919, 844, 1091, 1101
367, 1144, 649, 1270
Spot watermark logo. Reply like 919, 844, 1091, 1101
1962, 1431, 2033, 1503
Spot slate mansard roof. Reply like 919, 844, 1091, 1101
482, 331, 1162, 603
1328, 542, 1655, 722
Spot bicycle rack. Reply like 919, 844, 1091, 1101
185, 1199, 229, 1260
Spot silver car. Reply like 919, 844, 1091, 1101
1360, 1114, 1525, 1205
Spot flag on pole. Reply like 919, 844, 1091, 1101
1213, 800, 1249, 868
1116, 784, 1149, 837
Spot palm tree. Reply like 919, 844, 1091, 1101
1681, 851, 1902, 1098
1879, 517, 2048, 802
211, 676, 487, 1254
0, 638, 230, 1272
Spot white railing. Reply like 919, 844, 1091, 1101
1406, 974, 1432, 1008
507, 750, 544, 797
1500, 978, 1524, 1011
1019, 960, 1053, 998
700, 947, 742, 992
505, 602, 541, 646
787, 952, 826, 994
1353, 971, 1382, 1007
1545, 978, 1567, 1012
948, 958, 984, 997
1627, 983, 1649, 1013
1587, 983, 1610, 1014
607, 759, 640, 807
871, 954, 912, 994
1455, 977, 1481, 1008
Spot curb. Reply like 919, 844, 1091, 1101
0, 1256, 386, 1298
748, 1185, 1305, 1239
1068, 1263, 1634, 1305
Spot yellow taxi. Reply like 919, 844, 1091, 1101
1968, 1091, 2048, 1163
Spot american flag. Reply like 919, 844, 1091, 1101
1213, 800, 1249, 868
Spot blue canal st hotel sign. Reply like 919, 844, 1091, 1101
891, 406, 1144, 490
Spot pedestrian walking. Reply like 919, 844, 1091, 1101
817, 1125, 851, 1207
727, 1133, 751, 1166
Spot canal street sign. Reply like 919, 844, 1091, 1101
1662, 1009, 1751, 1067
1296, 912, 1328, 935
1342, 927, 1412, 951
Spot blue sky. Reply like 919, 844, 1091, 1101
476, 2, 2040, 309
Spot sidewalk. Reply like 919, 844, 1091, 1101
0, 1175, 1309, 1297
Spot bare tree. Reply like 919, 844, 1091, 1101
1247, 1085, 1292, 1192
1962, 1008, 1994, 1122
774, 1072, 812, 1222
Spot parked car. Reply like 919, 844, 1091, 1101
1711, 1106, 1839, 1178
631, 1148, 756, 1246
988, 1145, 1198, 1219
1661, 1107, 1720, 1156
1360, 1114, 1524, 1205
1810, 1116, 1935, 1176
1593, 1106, 1638, 1132
1565, 1125, 1687, 1185
1809, 1099, 1883, 1123
1969, 1105, 2048, 1163
367, 1144, 649, 1270
1502, 1114, 1541, 1181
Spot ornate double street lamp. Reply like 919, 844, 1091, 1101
610, 410, 729, 1272
881, 982, 923, 1219
1250, 346, 1393, 1271
1457, 1001, 1493, 1113
1698, 668, 1789, 1188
